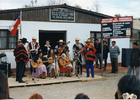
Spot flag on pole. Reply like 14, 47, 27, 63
9, 13, 21, 36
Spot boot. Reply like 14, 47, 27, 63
41, 72, 45, 79
69, 69, 71, 77
51, 68, 54, 77
67, 70, 69, 77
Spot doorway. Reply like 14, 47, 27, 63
39, 30, 66, 50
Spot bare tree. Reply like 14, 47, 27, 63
24, 0, 38, 8
114, 14, 121, 17
74, 4, 82, 9
92, 0, 100, 12
46, 0, 68, 5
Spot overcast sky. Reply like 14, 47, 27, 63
0, 0, 140, 18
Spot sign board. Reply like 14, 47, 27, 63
50, 8, 75, 21
101, 16, 133, 39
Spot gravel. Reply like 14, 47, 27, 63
9, 70, 129, 99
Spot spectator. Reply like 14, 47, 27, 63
94, 39, 101, 69
115, 75, 140, 99
127, 41, 140, 78
29, 93, 43, 99
75, 93, 89, 99
0, 71, 11, 99
110, 41, 120, 73
103, 41, 109, 70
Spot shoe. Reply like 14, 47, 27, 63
86, 76, 89, 77
115, 71, 118, 74
92, 76, 94, 78
16, 79, 18, 81
18, 80, 25, 83
110, 72, 115, 73
104, 67, 106, 70
23, 75, 27, 77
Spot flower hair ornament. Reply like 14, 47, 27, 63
122, 92, 137, 99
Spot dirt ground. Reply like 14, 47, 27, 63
9, 70, 136, 99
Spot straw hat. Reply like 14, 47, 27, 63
58, 39, 64, 43
17, 39, 21, 42
32, 36, 37, 40
75, 38, 80, 41
85, 39, 92, 43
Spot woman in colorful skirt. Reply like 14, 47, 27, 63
59, 49, 73, 77
30, 51, 47, 79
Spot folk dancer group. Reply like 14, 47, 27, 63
14, 36, 99, 83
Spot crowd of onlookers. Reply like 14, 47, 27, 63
0, 70, 140, 99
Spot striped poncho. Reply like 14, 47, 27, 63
14, 43, 29, 63
82, 45, 97, 61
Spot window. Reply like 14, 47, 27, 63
0, 30, 18, 49
90, 32, 110, 46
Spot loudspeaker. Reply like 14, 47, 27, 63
121, 48, 132, 67
0, 63, 11, 77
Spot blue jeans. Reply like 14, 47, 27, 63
127, 66, 139, 78
86, 65, 94, 77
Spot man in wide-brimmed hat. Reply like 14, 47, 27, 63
54, 39, 69, 56
127, 41, 140, 78
82, 39, 97, 78
27, 36, 41, 74
73, 38, 84, 75
14, 37, 29, 83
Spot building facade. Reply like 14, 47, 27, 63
0, 4, 130, 69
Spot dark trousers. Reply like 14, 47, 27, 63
96, 53, 101, 68
30, 53, 37, 74
103, 56, 108, 68
16, 61, 25, 81
86, 64, 94, 77
111, 58, 118, 73
76, 55, 82, 74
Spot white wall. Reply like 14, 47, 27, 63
0, 20, 130, 68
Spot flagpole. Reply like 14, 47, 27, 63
20, 10, 22, 38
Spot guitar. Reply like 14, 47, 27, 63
59, 58, 71, 67
57, 41, 70, 56
30, 57, 53, 68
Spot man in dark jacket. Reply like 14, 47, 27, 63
103, 41, 109, 70
94, 39, 101, 69
127, 41, 140, 78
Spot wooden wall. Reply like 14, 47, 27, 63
0, 7, 104, 24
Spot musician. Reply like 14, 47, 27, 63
73, 38, 84, 75
82, 39, 97, 78
47, 49, 56, 77
60, 49, 72, 77
43, 40, 51, 56
54, 40, 69, 56
15, 38, 29, 83
27, 36, 41, 73
30, 51, 47, 79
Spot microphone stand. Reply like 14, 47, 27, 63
73, 51, 82, 79
25, 52, 39, 84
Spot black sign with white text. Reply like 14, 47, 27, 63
50, 8, 75, 21
101, 17, 133, 39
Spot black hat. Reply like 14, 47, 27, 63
21, 38, 28, 43
46, 40, 50, 42
133, 41, 138, 46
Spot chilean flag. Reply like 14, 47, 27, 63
10, 13, 21, 36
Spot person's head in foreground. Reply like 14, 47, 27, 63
29, 93, 43, 99
0, 71, 11, 99
75, 93, 89, 99
115, 75, 140, 99
133, 41, 138, 49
